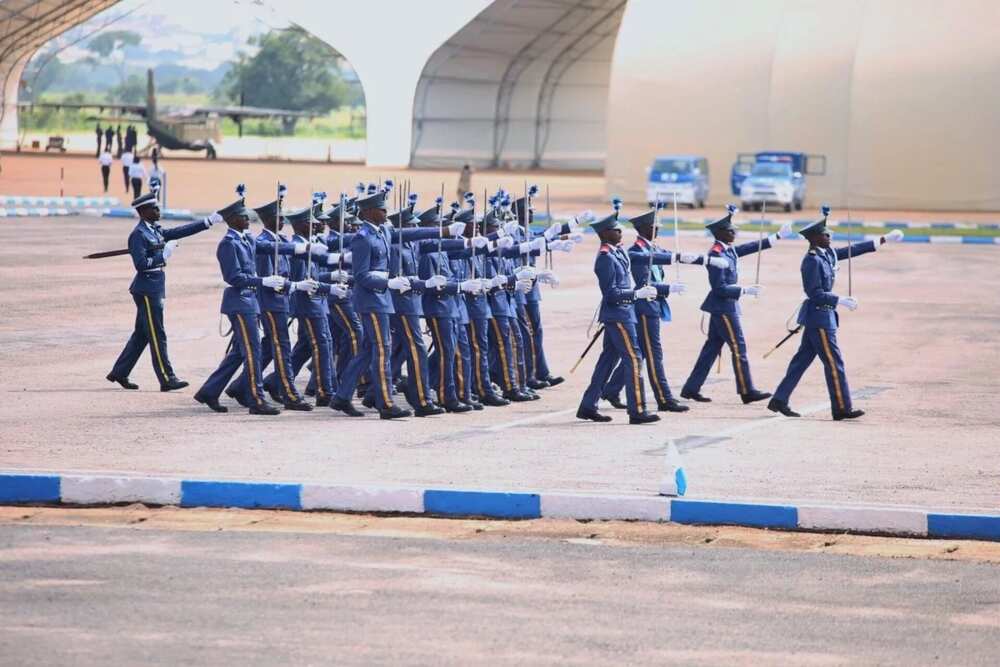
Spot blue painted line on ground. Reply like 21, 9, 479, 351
927, 513, 1000, 540
931, 222, 956, 229
961, 236, 995, 244
424, 490, 541, 519
180, 480, 302, 510
0, 474, 61, 503
670, 500, 798, 529
903, 235, 930, 243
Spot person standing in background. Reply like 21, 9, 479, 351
95, 123, 103, 157
121, 148, 134, 192
457, 164, 472, 201
99, 149, 113, 193
104, 125, 114, 154
129, 156, 146, 199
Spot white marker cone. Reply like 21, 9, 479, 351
658, 440, 687, 497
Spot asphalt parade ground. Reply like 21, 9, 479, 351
1, 157, 998, 513
2, 507, 1000, 665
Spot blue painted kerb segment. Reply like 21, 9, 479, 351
180, 480, 302, 510
0, 474, 61, 503
670, 499, 798, 529
927, 513, 1000, 541
424, 490, 541, 519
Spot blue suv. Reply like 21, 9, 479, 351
646, 155, 709, 209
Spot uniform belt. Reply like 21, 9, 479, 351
141, 268, 163, 273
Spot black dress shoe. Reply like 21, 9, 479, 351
315, 396, 331, 408
629, 412, 661, 425
225, 387, 250, 408
304, 387, 316, 398
444, 402, 473, 413
283, 399, 314, 412
603, 395, 627, 410
741, 390, 772, 405
414, 404, 445, 417
576, 407, 612, 423
833, 408, 865, 421
379, 405, 412, 420
106, 374, 138, 390
361, 395, 376, 409
249, 401, 281, 416
541, 376, 565, 387
194, 392, 228, 413
356, 385, 371, 399
527, 378, 549, 390
503, 391, 532, 403
160, 377, 189, 392
465, 400, 484, 411
481, 394, 510, 407
680, 390, 711, 402
330, 397, 364, 417
767, 398, 800, 417
265, 383, 283, 404
523, 388, 541, 401
657, 398, 690, 413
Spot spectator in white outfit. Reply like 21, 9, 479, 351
99, 150, 113, 193
121, 150, 134, 192
128, 156, 147, 199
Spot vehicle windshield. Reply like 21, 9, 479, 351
751, 162, 792, 178
652, 159, 692, 174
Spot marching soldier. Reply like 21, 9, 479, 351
768, 208, 904, 419
576, 200, 660, 425
193, 194, 291, 415
679, 205, 794, 404
601, 208, 726, 412
107, 193, 217, 391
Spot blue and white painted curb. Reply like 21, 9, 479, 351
0, 195, 119, 207
2, 472, 998, 541
0, 207, 77, 217
103, 207, 195, 221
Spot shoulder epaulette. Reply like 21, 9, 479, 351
710, 241, 724, 254
599, 243, 611, 254
635, 237, 648, 249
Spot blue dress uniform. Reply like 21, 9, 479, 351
681, 210, 773, 400
421, 237, 463, 408
320, 214, 364, 383
603, 222, 700, 408
109, 193, 212, 389
195, 223, 272, 412
484, 245, 521, 397
463, 246, 505, 403
577, 213, 653, 420
772, 218, 877, 417
225, 224, 304, 407
511, 197, 555, 387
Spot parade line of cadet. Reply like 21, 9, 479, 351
106, 182, 904, 423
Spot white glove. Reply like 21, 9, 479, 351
839, 296, 859, 311
470, 235, 489, 249
329, 283, 348, 299
425, 274, 448, 289
502, 221, 520, 236
496, 236, 515, 250
515, 279, 533, 293
515, 267, 536, 281
327, 269, 349, 282
492, 274, 508, 288
536, 269, 559, 287
206, 212, 223, 227
294, 242, 308, 255
480, 278, 493, 291
709, 256, 728, 269
292, 279, 318, 294
162, 240, 178, 260
460, 279, 483, 294
310, 242, 329, 256
575, 210, 596, 225
370, 270, 388, 281
667, 282, 687, 295
741, 284, 763, 297
342, 251, 352, 263
635, 285, 657, 300
551, 240, 574, 252
883, 229, 904, 243
387, 276, 411, 292
262, 275, 287, 290
544, 222, 562, 241
679, 252, 701, 264
530, 237, 546, 251
447, 221, 465, 237
778, 221, 796, 239
568, 232, 585, 243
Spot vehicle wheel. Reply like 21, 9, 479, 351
697, 199, 705, 208
784, 203, 792, 213
794, 199, 803, 211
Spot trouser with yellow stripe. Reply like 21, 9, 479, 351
579, 320, 648, 417
336, 311, 395, 410
453, 320, 473, 403
682, 312, 756, 396
197, 313, 266, 406
773, 326, 852, 414
468, 318, 503, 400
427, 316, 459, 406
328, 301, 365, 381
603, 314, 676, 405
385, 313, 433, 409
231, 310, 301, 404
488, 315, 519, 395
110, 293, 175, 385
284, 315, 336, 401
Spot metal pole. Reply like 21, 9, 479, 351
437, 182, 444, 276
754, 200, 766, 288
672, 192, 680, 281
338, 192, 346, 282
545, 184, 553, 273
846, 203, 853, 297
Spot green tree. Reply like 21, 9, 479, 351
84, 30, 141, 89
110, 74, 146, 104
217, 28, 354, 134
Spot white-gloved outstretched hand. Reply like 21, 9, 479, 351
882, 229, 904, 244
162, 240, 178, 260
492, 274, 508, 288
496, 236, 515, 250
839, 296, 859, 311
544, 222, 562, 241
778, 221, 796, 239
741, 284, 762, 297
471, 235, 489, 249
460, 279, 483, 294
502, 221, 520, 236
515, 279, 533, 293
447, 222, 465, 237
709, 256, 728, 269
536, 269, 559, 287
292, 279, 318, 294
262, 275, 287, 290
635, 285, 657, 300
425, 274, 448, 289
515, 267, 536, 281
206, 212, 223, 227
678, 252, 700, 264
387, 276, 411, 292
667, 282, 687, 295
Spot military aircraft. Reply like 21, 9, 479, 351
18, 69, 316, 159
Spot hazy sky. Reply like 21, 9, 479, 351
56, 0, 291, 70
